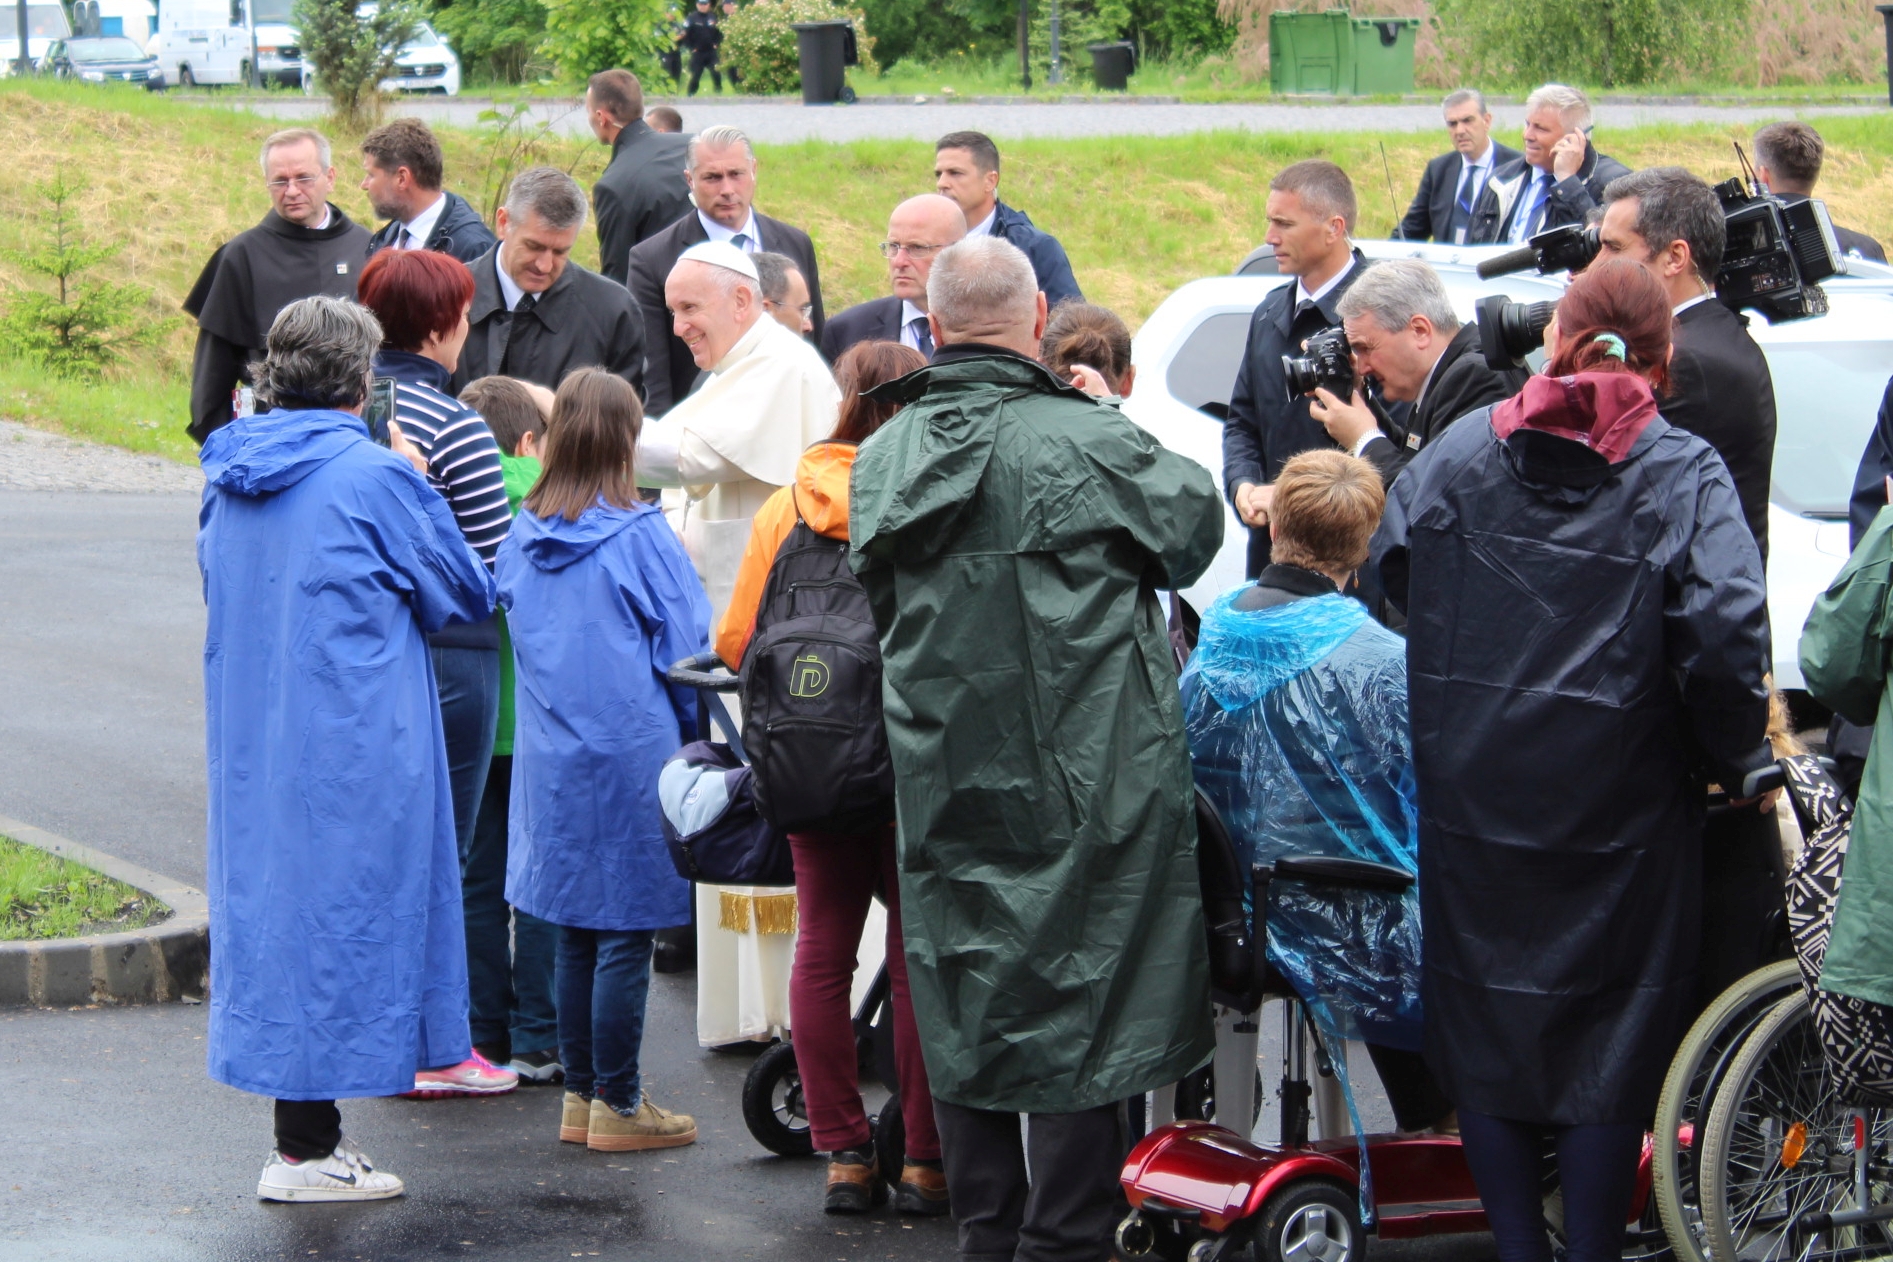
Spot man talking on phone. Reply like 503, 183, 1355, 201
1470, 84, 1630, 244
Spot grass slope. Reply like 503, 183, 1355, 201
2, 80, 1891, 456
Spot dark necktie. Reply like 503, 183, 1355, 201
1520, 172, 1553, 241
514, 292, 537, 315
908, 316, 934, 358
729, 232, 751, 251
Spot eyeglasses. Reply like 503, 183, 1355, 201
266, 175, 323, 192
765, 299, 815, 317
879, 241, 944, 260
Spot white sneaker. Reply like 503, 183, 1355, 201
257, 1138, 405, 1202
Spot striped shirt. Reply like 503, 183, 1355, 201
380, 361, 511, 568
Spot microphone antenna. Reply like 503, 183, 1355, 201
1381, 142, 1403, 240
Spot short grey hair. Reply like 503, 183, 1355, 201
927, 236, 1036, 341
689, 125, 756, 169
259, 127, 332, 174
1337, 259, 1461, 337
752, 251, 796, 305
503, 166, 588, 233
1442, 88, 1486, 115
1524, 83, 1591, 132
253, 296, 382, 411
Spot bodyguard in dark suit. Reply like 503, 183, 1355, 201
1469, 84, 1631, 245
626, 125, 825, 414
360, 118, 497, 266
821, 193, 966, 363
449, 167, 645, 399
932, 131, 1082, 310
1225, 161, 1370, 578
1311, 259, 1529, 483
1398, 89, 1521, 244
1753, 120, 1888, 264
1599, 167, 1776, 562
586, 69, 691, 286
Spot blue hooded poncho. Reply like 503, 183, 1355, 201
198, 408, 496, 1100
497, 501, 709, 931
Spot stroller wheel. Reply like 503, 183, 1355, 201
742, 1039, 817, 1156
874, 1091, 906, 1185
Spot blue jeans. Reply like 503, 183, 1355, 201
433, 644, 499, 856
464, 754, 558, 1056
557, 927, 655, 1111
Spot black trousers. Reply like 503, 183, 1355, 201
687, 50, 721, 94
1364, 1041, 1454, 1132
1458, 1110, 1643, 1262
933, 1098, 1128, 1262
275, 1099, 341, 1161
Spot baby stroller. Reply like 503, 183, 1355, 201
665, 650, 907, 1176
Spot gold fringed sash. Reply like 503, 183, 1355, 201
718, 889, 798, 935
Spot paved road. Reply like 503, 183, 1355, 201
218, 95, 1884, 144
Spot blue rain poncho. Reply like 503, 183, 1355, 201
1181, 589, 1423, 1047
198, 408, 496, 1100
498, 502, 709, 931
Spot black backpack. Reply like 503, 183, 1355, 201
738, 475, 895, 835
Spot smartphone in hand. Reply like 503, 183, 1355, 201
363, 377, 399, 446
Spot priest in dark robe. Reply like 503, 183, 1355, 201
184, 128, 371, 446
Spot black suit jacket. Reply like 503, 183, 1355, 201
1360, 323, 1529, 483
626, 210, 825, 414
1835, 223, 1889, 265
1661, 298, 1776, 562
820, 295, 905, 363
364, 191, 496, 266
1398, 143, 1521, 243
449, 246, 645, 400
592, 121, 692, 286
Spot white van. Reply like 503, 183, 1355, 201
0, 3, 74, 75
154, 0, 249, 85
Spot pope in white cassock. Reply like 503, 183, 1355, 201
636, 240, 848, 1049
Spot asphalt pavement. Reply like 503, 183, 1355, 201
216, 94, 1884, 144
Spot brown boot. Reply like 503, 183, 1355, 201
896, 1159, 950, 1216
825, 1146, 886, 1214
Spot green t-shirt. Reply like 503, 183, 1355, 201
493, 454, 542, 757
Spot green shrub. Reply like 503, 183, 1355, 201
429, 0, 549, 83
1029, 0, 1128, 82
293, 0, 423, 128
721, 0, 877, 95
1127, 0, 1230, 61
540, 0, 671, 80
855, 0, 984, 67
1430, 0, 1752, 88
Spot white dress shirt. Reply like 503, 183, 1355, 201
495, 247, 528, 312
1295, 262, 1350, 309
965, 206, 997, 238
1508, 168, 1556, 244
899, 299, 929, 352
397, 191, 448, 250
1673, 292, 1714, 317
697, 208, 763, 252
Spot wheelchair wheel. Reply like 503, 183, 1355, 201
1654, 960, 1805, 1262
741, 1039, 817, 1157
1699, 991, 1893, 1262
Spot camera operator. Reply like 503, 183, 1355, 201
1309, 259, 1530, 484
1751, 121, 1887, 264
1474, 84, 1630, 245
1598, 167, 1776, 563
1225, 160, 1368, 577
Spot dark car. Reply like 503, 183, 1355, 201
40, 36, 160, 84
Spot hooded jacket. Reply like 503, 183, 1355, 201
1372, 372, 1772, 1123
497, 501, 710, 931
364, 191, 498, 266
714, 440, 854, 667
197, 408, 495, 1099
849, 348, 1224, 1112
988, 201, 1083, 311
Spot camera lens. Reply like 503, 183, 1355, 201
1476, 296, 1556, 371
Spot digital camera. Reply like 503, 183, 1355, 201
1281, 326, 1356, 401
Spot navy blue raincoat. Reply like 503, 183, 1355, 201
199, 408, 496, 1100
498, 502, 708, 931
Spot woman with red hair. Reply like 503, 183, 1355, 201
1373, 259, 1773, 1262
355, 247, 522, 1100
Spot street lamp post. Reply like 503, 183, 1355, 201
1048, 0, 1060, 86
15, 0, 31, 76
1016, 0, 1029, 90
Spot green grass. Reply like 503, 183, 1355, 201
0, 835, 167, 941
0, 360, 196, 464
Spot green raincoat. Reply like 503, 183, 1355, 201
849, 350, 1225, 1113
1802, 506, 1893, 1005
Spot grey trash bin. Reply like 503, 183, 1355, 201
1088, 40, 1135, 90
791, 20, 851, 105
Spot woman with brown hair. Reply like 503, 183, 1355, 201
495, 368, 712, 1155
1039, 300, 1136, 399
713, 339, 947, 1217
1373, 259, 1773, 1262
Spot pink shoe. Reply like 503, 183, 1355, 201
401, 1051, 519, 1100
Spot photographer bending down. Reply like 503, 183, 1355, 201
1309, 259, 1529, 483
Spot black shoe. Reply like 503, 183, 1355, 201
472, 1039, 510, 1066
653, 927, 696, 974
824, 1146, 885, 1214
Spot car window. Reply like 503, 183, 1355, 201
251, 0, 295, 21
25, 4, 69, 35
1764, 342, 1886, 518
71, 37, 146, 59
1164, 312, 1254, 417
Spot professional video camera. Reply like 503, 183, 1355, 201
1281, 326, 1355, 401
1473, 145, 1847, 368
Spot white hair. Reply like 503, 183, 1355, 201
926, 236, 1037, 341
1336, 259, 1460, 337
259, 127, 331, 174
688, 124, 756, 169
1524, 83, 1592, 132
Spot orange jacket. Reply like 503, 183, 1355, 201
713, 441, 856, 669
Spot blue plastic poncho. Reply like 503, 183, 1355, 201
198, 408, 496, 1100
498, 502, 709, 931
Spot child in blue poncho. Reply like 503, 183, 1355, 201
496, 368, 712, 1153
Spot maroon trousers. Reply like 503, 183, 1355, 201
787, 827, 941, 1160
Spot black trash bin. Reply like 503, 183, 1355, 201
1088, 41, 1135, 91
1878, 5, 1893, 107
791, 20, 852, 105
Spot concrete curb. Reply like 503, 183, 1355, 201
0, 816, 208, 1009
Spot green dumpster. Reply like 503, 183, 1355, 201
1269, 8, 1420, 95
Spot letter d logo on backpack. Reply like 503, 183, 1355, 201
789, 653, 830, 699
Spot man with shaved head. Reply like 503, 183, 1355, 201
819, 193, 966, 363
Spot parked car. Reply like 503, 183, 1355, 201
39, 34, 158, 82
0, 2, 73, 75
1120, 239, 1893, 695
378, 21, 459, 95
